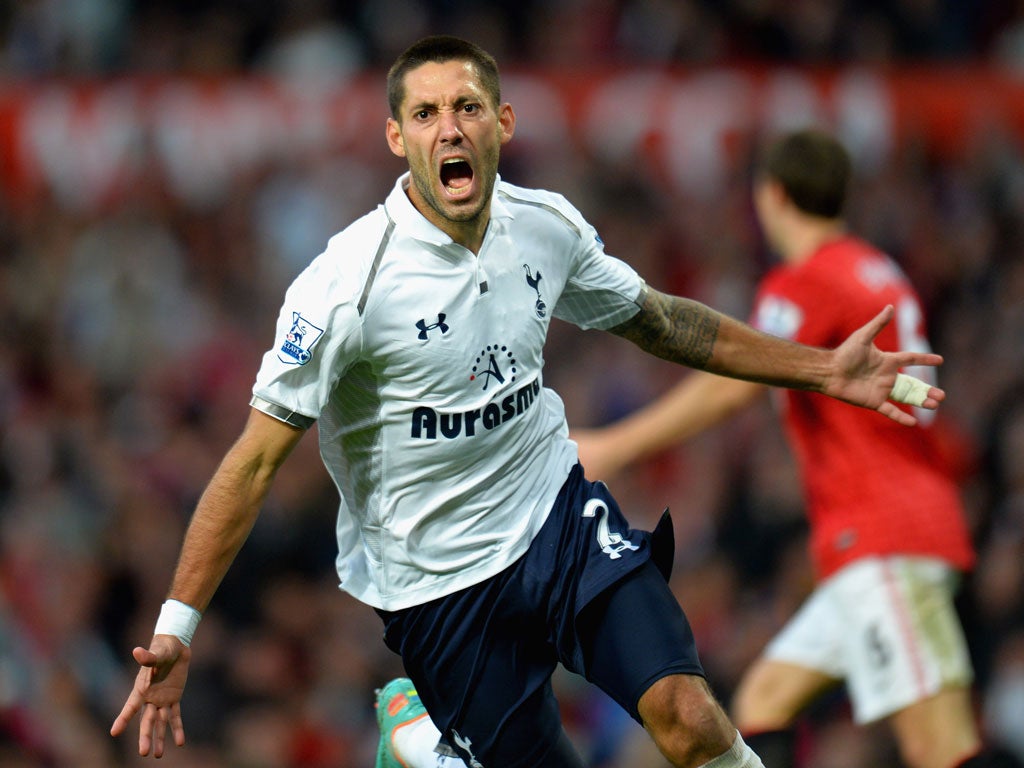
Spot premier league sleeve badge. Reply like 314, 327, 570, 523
277, 311, 325, 365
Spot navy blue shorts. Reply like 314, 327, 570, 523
377, 464, 704, 768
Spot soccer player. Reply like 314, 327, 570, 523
110, 39, 944, 768
572, 129, 1021, 768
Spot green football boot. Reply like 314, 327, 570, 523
375, 677, 428, 768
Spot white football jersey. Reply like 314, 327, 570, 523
251, 174, 645, 610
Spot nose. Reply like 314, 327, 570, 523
438, 110, 463, 144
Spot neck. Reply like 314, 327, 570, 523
403, 180, 490, 254
448, 218, 489, 254
778, 217, 845, 264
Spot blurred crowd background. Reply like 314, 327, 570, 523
2, 1, 1024, 767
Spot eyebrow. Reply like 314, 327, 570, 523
407, 94, 479, 114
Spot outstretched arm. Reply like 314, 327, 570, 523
110, 408, 305, 757
609, 289, 943, 427
573, 373, 764, 480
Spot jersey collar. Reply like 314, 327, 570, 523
384, 172, 513, 246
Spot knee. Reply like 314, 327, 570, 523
639, 675, 736, 768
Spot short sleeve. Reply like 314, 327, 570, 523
251, 251, 363, 427
552, 217, 645, 330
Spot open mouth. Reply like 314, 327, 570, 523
440, 158, 474, 194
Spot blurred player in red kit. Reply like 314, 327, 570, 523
575, 129, 1022, 768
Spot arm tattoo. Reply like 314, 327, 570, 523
610, 290, 720, 369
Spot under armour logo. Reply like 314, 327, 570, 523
416, 313, 449, 340
583, 498, 639, 560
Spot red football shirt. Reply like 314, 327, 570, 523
751, 236, 975, 578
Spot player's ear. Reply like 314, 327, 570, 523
386, 118, 406, 158
498, 103, 515, 146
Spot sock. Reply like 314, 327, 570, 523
698, 732, 767, 768
743, 729, 796, 768
956, 748, 1024, 768
392, 714, 444, 768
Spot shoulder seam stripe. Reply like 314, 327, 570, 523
497, 190, 581, 238
357, 218, 395, 316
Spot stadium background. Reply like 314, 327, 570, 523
1, 1, 1023, 766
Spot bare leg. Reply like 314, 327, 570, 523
731, 657, 839, 731
888, 686, 980, 768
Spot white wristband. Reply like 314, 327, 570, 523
154, 599, 202, 647
889, 372, 931, 407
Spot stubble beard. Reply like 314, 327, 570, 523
409, 143, 500, 229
